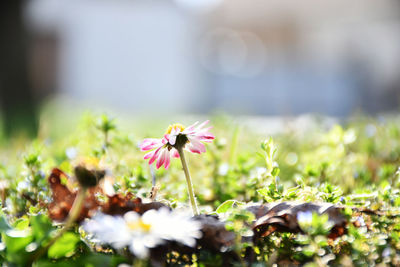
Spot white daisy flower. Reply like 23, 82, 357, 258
83, 208, 202, 259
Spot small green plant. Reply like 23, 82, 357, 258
96, 114, 116, 153
0, 113, 399, 265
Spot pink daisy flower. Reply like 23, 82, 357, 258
140, 121, 215, 169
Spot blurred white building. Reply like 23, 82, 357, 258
27, 0, 400, 116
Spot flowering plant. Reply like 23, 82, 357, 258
140, 121, 214, 169
83, 208, 202, 259
140, 121, 214, 215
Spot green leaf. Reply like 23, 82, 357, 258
257, 188, 269, 197
34, 253, 129, 267
271, 167, 280, 177
216, 200, 236, 214
3, 229, 33, 253
33, 260, 73, 267
0, 216, 11, 232
30, 214, 53, 244
13, 217, 30, 230
97, 114, 116, 133
48, 232, 80, 259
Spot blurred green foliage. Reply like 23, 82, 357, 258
0, 113, 400, 265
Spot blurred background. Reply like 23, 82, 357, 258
1, 0, 400, 136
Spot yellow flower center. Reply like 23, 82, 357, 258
127, 219, 152, 232
165, 123, 185, 135
80, 157, 100, 168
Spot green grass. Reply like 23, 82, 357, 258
1, 112, 400, 266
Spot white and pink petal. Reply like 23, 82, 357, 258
140, 138, 163, 151
164, 150, 171, 169
156, 149, 168, 169
171, 148, 180, 158
148, 146, 163, 165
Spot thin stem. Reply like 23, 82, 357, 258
31, 187, 88, 263
104, 130, 109, 148
177, 147, 199, 216
64, 187, 88, 227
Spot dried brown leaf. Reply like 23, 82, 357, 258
247, 201, 347, 239
47, 168, 167, 222
101, 193, 168, 216
194, 215, 236, 252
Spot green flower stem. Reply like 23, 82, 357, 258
31, 187, 88, 263
63, 187, 88, 228
177, 146, 199, 216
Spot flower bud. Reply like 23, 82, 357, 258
74, 165, 105, 188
